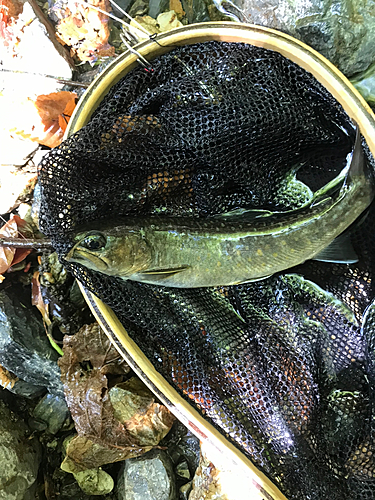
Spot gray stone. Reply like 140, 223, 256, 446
1, 377, 46, 399
0, 289, 64, 397
0, 400, 41, 500
129, 0, 149, 17
213, 0, 375, 77
166, 422, 200, 476
111, 0, 135, 16
32, 393, 70, 434
181, 0, 210, 23
148, 0, 169, 19
117, 449, 176, 500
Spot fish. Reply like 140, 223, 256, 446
65, 126, 374, 288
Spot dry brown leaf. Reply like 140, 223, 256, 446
110, 378, 175, 446
59, 323, 174, 471
59, 324, 138, 469
33, 91, 77, 147
0, 215, 32, 281
0, 0, 23, 46
56, 0, 115, 62
8, 91, 77, 148
31, 270, 51, 326
0, 364, 18, 389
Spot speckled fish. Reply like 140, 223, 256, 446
66, 127, 374, 288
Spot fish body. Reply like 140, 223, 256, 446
66, 128, 374, 288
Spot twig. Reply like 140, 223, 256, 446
0, 68, 90, 88
0, 237, 54, 249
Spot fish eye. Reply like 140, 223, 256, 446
80, 233, 107, 251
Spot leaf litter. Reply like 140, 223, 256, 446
59, 323, 175, 472
55, 0, 115, 62
0, 215, 33, 281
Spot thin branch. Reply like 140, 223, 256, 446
0, 237, 54, 249
0, 69, 90, 88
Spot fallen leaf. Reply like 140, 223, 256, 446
58, 95, 77, 133
59, 324, 136, 469
110, 377, 175, 446
0, 0, 23, 46
0, 218, 17, 275
56, 0, 115, 62
32, 270, 51, 326
0, 363, 18, 389
34, 91, 77, 147
0, 215, 32, 280
0, 0, 23, 24
59, 323, 174, 471
8, 91, 77, 149
61, 435, 151, 474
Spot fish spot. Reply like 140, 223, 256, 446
236, 250, 241, 257
281, 240, 287, 246
247, 257, 252, 262
273, 252, 278, 258
217, 261, 222, 267
256, 249, 263, 256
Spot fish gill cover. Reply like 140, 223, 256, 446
38, 41, 375, 499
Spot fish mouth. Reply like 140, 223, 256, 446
65, 247, 109, 272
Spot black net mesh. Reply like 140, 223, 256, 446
38, 41, 375, 499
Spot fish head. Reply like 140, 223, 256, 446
65, 228, 152, 277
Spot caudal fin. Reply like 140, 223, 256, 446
344, 124, 367, 184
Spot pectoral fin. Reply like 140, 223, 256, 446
312, 233, 358, 264
232, 274, 272, 285
214, 208, 273, 219
139, 265, 190, 279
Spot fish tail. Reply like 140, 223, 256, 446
343, 124, 370, 187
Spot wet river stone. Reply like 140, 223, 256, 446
0, 399, 41, 500
0, 289, 64, 397
218, 0, 375, 77
117, 449, 176, 500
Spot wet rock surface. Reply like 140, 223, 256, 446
117, 449, 177, 500
0, 399, 41, 500
31, 393, 70, 434
0, 288, 64, 397
219, 0, 375, 77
